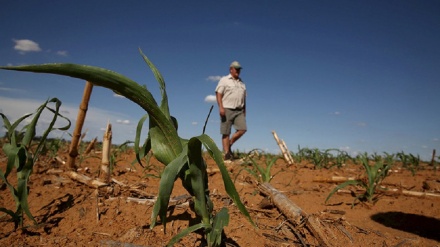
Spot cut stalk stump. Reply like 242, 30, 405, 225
258, 182, 335, 247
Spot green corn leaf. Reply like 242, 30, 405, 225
250, 158, 265, 181
21, 101, 46, 147
2, 144, 19, 178
195, 134, 255, 227
207, 207, 230, 247
149, 126, 179, 167
134, 113, 149, 167
0, 164, 19, 207
167, 222, 210, 247
325, 180, 363, 204
0, 112, 32, 145
138, 48, 170, 119
0, 113, 12, 133
187, 137, 211, 226
32, 98, 71, 161
0, 207, 20, 229
2, 143, 27, 178
0, 62, 182, 165
17, 166, 36, 225
150, 145, 189, 230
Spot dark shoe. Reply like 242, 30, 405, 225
224, 152, 233, 161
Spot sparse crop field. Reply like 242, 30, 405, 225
1, 54, 439, 247
1, 145, 439, 247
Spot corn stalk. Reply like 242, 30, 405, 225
67, 81, 93, 170
100, 122, 112, 183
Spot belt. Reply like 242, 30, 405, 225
229, 107, 243, 111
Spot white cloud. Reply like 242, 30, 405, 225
206, 76, 222, 82
0, 87, 26, 93
13, 39, 42, 54
330, 111, 341, 115
113, 93, 126, 98
191, 121, 198, 125
56, 50, 68, 56
116, 119, 131, 125
204, 95, 216, 104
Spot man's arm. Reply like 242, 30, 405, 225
243, 90, 246, 115
216, 92, 225, 117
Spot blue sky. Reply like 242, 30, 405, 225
1, 1, 439, 161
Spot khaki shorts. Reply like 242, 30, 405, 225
220, 108, 247, 135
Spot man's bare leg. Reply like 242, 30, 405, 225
229, 130, 246, 153
222, 134, 230, 154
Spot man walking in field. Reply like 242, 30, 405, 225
215, 61, 247, 161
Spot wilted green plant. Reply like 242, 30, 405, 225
370, 152, 383, 163
40, 137, 68, 162
1, 49, 254, 246
243, 155, 283, 183
382, 152, 396, 166
291, 145, 307, 163
326, 149, 350, 168
302, 148, 332, 169
0, 99, 70, 229
325, 153, 391, 207
396, 151, 420, 175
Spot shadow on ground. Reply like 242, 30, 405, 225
371, 211, 440, 241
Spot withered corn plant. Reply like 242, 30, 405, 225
325, 153, 391, 207
243, 155, 283, 183
0, 98, 70, 229
1, 49, 254, 246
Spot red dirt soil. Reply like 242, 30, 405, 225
1, 149, 439, 247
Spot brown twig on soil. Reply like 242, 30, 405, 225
336, 188, 440, 198
111, 178, 155, 198
285, 221, 308, 247
55, 156, 66, 166
65, 171, 107, 188
313, 176, 356, 183
336, 224, 353, 242
124, 194, 192, 208
245, 206, 278, 217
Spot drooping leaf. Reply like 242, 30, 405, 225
195, 134, 255, 227
32, 98, 71, 161
187, 137, 211, 226
150, 145, 189, 229
0, 63, 182, 164
167, 222, 210, 247
134, 113, 149, 167
325, 180, 363, 204
207, 207, 229, 247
